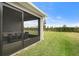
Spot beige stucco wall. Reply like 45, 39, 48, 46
40, 17, 44, 40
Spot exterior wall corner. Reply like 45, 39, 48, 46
40, 17, 45, 40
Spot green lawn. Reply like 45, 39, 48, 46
16, 31, 79, 56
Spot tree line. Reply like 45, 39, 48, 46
44, 25, 79, 32
24, 25, 79, 32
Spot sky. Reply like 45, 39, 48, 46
32, 2, 79, 27
24, 20, 38, 27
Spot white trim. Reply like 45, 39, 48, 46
6, 2, 47, 18
27, 2, 47, 16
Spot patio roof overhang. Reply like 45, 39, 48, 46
5, 2, 47, 19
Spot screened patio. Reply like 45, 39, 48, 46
0, 2, 46, 56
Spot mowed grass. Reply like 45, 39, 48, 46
16, 31, 79, 56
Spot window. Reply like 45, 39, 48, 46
24, 20, 39, 36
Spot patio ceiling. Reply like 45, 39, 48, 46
24, 11, 40, 21
6, 2, 47, 18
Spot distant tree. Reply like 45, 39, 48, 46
62, 25, 67, 27
49, 26, 53, 31
62, 25, 66, 31
74, 26, 79, 32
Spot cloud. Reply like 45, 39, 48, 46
56, 16, 62, 19
24, 20, 38, 28
46, 17, 56, 22
46, 16, 65, 25
67, 23, 79, 27
46, 16, 79, 27
24, 16, 79, 28
46, 22, 79, 28
46, 17, 64, 27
